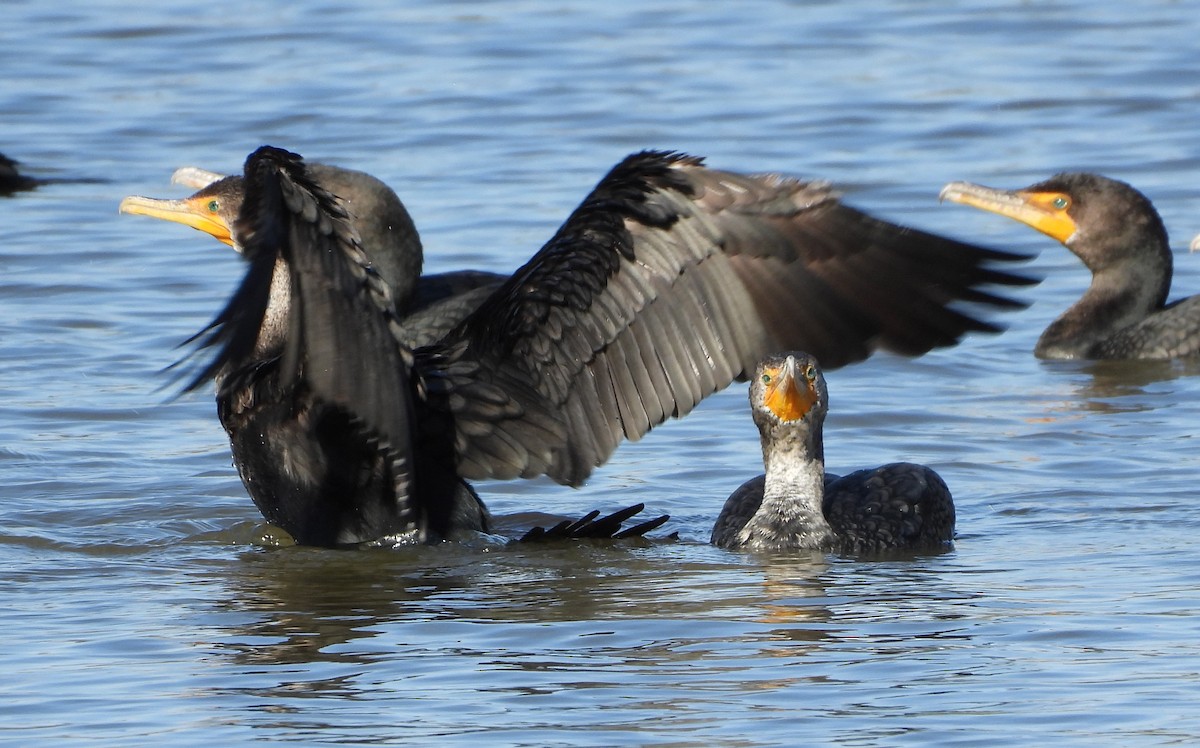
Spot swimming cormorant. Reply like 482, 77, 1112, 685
711, 352, 954, 552
0, 153, 39, 195
941, 173, 1200, 359
125, 146, 1029, 547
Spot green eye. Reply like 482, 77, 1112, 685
207, 199, 220, 213
804, 365, 816, 380
761, 373, 772, 384
1052, 196, 1069, 210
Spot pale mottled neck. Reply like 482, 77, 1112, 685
740, 424, 834, 549
256, 258, 293, 359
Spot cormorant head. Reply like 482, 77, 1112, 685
120, 176, 242, 248
749, 351, 828, 432
940, 173, 1170, 273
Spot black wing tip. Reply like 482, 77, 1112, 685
238, 144, 316, 225
956, 287, 1035, 310
622, 149, 703, 168
990, 271, 1042, 289
969, 244, 1037, 264
975, 254, 1041, 285
516, 503, 671, 543
612, 512, 671, 539
604, 150, 705, 205
912, 231, 1042, 289
244, 144, 303, 171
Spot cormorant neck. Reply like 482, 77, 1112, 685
741, 418, 834, 549
1036, 247, 1171, 359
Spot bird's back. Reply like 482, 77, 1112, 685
822, 462, 954, 553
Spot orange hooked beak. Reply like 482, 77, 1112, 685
940, 181, 1078, 244
118, 193, 235, 247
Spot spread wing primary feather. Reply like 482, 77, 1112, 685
431, 151, 1032, 486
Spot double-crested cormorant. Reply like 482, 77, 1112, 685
711, 352, 955, 552
124, 145, 1029, 547
941, 173, 1200, 359
122, 163, 667, 542
123, 160, 664, 542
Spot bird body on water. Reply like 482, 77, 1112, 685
122, 146, 1029, 547
711, 352, 955, 553
0, 152, 40, 195
941, 173, 1200, 360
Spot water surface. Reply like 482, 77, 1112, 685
3, 0, 1200, 744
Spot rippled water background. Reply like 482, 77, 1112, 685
4, 0, 1200, 744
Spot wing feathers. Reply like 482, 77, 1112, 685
426, 150, 1033, 485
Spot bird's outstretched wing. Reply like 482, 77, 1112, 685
425, 150, 1035, 485
518, 503, 671, 542
185, 146, 420, 533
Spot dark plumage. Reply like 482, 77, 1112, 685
711, 352, 955, 553
124, 161, 669, 542
0, 152, 39, 195
518, 503, 671, 543
942, 173, 1200, 359
130, 146, 1026, 547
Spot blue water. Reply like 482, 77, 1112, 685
4, 0, 1200, 744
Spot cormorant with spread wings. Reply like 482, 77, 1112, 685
157, 146, 1033, 546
